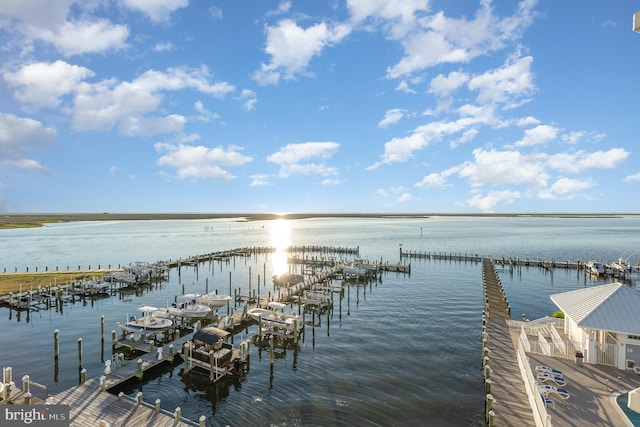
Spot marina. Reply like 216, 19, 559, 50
1, 216, 640, 426
1, 244, 410, 425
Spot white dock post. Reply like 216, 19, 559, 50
486, 393, 494, 423
136, 391, 142, 405
155, 398, 161, 413
136, 359, 143, 379
21, 375, 29, 396
174, 407, 181, 421
199, 415, 206, 426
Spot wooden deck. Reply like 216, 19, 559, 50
51, 378, 198, 427
482, 258, 537, 426
525, 352, 640, 427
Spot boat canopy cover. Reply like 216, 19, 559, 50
193, 326, 230, 344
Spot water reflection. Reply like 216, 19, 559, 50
268, 220, 291, 276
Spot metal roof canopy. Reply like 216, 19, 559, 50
193, 326, 230, 344
551, 282, 640, 335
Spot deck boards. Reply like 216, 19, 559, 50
482, 258, 537, 426
52, 378, 196, 426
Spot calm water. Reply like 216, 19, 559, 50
1, 216, 639, 426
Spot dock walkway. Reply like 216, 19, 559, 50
482, 258, 536, 426
51, 377, 198, 427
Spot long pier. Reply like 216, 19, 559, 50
481, 258, 536, 426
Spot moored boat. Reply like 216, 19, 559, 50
183, 326, 250, 382
196, 293, 232, 309
247, 301, 300, 332
156, 294, 212, 319
116, 305, 173, 332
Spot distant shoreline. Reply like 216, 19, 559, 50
0, 212, 635, 229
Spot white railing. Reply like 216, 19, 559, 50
596, 342, 617, 366
517, 337, 553, 427
549, 323, 566, 356
537, 332, 551, 356
508, 316, 564, 333
521, 326, 531, 352
527, 339, 580, 361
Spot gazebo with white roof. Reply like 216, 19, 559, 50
550, 282, 640, 371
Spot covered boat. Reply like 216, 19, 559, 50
183, 326, 250, 382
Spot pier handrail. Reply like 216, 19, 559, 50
549, 323, 566, 356
507, 316, 563, 333
517, 337, 553, 427
537, 332, 551, 356
119, 393, 200, 426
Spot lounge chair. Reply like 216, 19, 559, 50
540, 393, 554, 407
535, 365, 563, 376
536, 372, 566, 386
539, 384, 570, 400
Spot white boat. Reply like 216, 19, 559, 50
585, 261, 605, 276
197, 293, 232, 309
183, 326, 250, 382
247, 302, 300, 332
117, 306, 173, 332
158, 294, 212, 319
341, 263, 367, 277
81, 279, 110, 296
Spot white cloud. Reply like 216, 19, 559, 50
415, 172, 447, 188
397, 192, 413, 202
193, 101, 220, 122
120, 0, 189, 23
3, 60, 94, 110
0, 1, 130, 56
428, 70, 469, 97
468, 54, 535, 106
347, 0, 428, 39
155, 143, 252, 181
4, 159, 49, 173
268, 1, 292, 16
0, 113, 56, 158
624, 173, 640, 182
513, 124, 558, 147
368, 107, 500, 169
267, 142, 339, 177
378, 109, 405, 128
537, 177, 595, 200
322, 178, 341, 185
458, 148, 549, 189
72, 66, 235, 134
42, 20, 129, 56
546, 148, 629, 174
250, 174, 271, 186
238, 89, 257, 111
153, 42, 174, 52
464, 190, 521, 212
384, 0, 537, 78
252, 19, 351, 85
119, 114, 186, 136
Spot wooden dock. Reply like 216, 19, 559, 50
481, 258, 536, 426
51, 377, 199, 426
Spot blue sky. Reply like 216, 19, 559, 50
0, 1, 639, 214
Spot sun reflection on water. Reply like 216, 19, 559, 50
269, 219, 291, 276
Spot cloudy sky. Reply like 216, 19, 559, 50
0, 0, 638, 214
